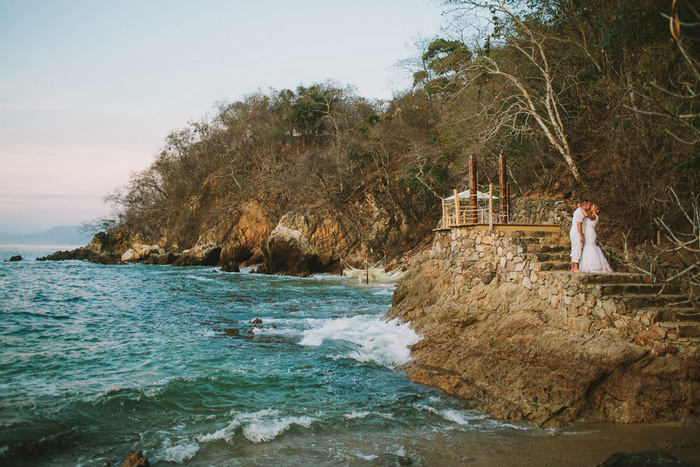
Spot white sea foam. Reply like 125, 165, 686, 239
413, 403, 481, 426
373, 287, 395, 296
198, 408, 315, 445
344, 411, 370, 419
197, 419, 241, 443
186, 275, 214, 282
156, 438, 200, 463
243, 415, 315, 443
196, 329, 218, 338
343, 411, 394, 420
299, 316, 421, 367
308, 273, 347, 282
440, 409, 471, 425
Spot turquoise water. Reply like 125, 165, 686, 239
1, 246, 544, 466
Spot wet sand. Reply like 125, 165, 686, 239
412, 422, 700, 466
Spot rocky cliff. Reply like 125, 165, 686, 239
387, 221, 700, 427
39, 191, 418, 276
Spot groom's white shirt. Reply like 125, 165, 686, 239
570, 207, 585, 235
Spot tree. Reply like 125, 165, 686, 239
414, 38, 472, 95
444, 0, 583, 181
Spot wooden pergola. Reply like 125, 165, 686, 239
440, 155, 510, 229
437, 155, 560, 233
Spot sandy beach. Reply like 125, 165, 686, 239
406, 422, 700, 466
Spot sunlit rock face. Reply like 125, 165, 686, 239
261, 206, 361, 276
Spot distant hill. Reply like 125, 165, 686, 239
0, 226, 93, 246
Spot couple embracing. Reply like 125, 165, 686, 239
570, 200, 612, 273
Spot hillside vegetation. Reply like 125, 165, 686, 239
103, 0, 699, 274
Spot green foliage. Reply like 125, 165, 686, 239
415, 38, 471, 95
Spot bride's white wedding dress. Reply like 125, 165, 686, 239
579, 215, 612, 273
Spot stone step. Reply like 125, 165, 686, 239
578, 273, 651, 285
511, 237, 550, 246
677, 323, 700, 338
531, 252, 570, 262
615, 294, 691, 310
525, 244, 569, 254
502, 230, 561, 238
650, 308, 700, 323
599, 283, 682, 296
537, 261, 571, 271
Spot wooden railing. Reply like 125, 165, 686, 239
441, 183, 508, 230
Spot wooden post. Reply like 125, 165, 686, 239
506, 184, 511, 223
470, 156, 477, 223
441, 197, 446, 228
365, 252, 369, 284
499, 154, 507, 223
454, 189, 460, 226
488, 183, 493, 231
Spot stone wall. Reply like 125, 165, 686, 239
429, 227, 698, 359
510, 197, 572, 229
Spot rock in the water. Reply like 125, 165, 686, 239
8, 255, 22, 262
244, 324, 262, 335
372, 453, 413, 466
36, 248, 118, 264
156, 253, 177, 265
37, 229, 130, 264
221, 260, 240, 272
121, 450, 150, 467
92, 253, 118, 265
597, 450, 692, 466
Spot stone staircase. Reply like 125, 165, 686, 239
515, 231, 700, 347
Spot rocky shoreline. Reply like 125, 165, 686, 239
38, 197, 417, 277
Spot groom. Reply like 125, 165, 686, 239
570, 200, 590, 273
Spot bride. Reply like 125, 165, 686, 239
579, 204, 613, 273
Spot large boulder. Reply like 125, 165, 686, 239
261, 206, 363, 275
261, 225, 319, 276
121, 450, 150, 467
120, 244, 165, 263
172, 244, 221, 266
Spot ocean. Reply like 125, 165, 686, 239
0, 246, 548, 466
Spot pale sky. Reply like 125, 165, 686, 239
0, 0, 446, 233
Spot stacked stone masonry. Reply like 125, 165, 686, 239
430, 227, 699, 360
